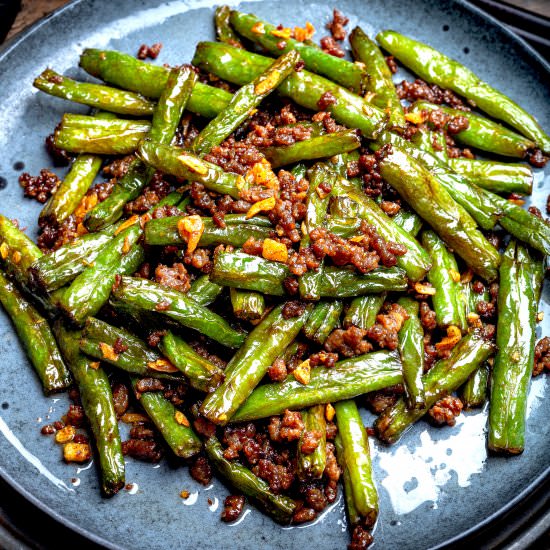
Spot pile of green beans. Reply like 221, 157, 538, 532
0, 7, 547, 547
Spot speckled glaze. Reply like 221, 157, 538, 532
0, 1, 548, 549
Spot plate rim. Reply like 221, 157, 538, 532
0, 0, 548, 548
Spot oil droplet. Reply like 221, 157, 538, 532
182, 491, 199, 505
126, 483, 139, 495
36, 417, 42, 423
228, 507, 251, 526
71, 477, 81, 487
208, 496, 219, 512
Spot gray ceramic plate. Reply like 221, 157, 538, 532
0, 0, 549, 548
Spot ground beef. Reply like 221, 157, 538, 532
45, 133, 73, 166
268, 410, 304, 442
419, 301, 437, 331
365, 303, 409, 350
320, 36, 345, 57
325, 422, 338, 441
300, 430, 323, 454
189, 455, 212, 485
125, 175, 170, 215
527, 148, 548, 168
326, 9, 349, 41
476, 300, 496, 320
268, 357, 288, 382
137, 42, 162, 59
41, 425, 56, 435
122, 439, 163, 462
65, 404, 85, 427
429, 396, 463, 426
221, 495, 245, 522
309, 222, 405, 274
254, 458, 294, 493
19, 169, 60, 203
282, 301, 307, 319
528, 206, 543, 219
103, 155, 135, 180
380, 200, 401, 216
385, 56, 398, 74
112, 383, 129, 418
317, 91, 338, 110
268, 170, 309, 242
135, 377, 165, 393
311, 111, 343, 134
193, 417, 217, 438
154, 263, 191, 293
324, 442, 340, 483
365, 388, 401, 414
348, 147, 397, 199
293, 507, 317, 523
112, 337, 129, 355
349, 525, 374, 549
162, 383, 187, 407
204, 137, 264, 175
309, 351, 338, 368
447, 115, 470, 134
183, 247, 213, 273
190, 341, 227, 370
533, 336, 550, 376
324, 326, 372, 357
151, 204, 182, 219
246, 119, 313, 148
397, 79, 468, 109
129, 424, 156, 440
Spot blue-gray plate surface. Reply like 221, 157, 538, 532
0, 0, 548, 548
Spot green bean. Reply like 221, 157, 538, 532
297, 405, 327, 480
193, 50, 300, 156
0, 270, 70, 394
302, 300, 343, 344
335, 399, 378, 527
377, 145, 500, 281
350, 26, 405, 128
137, 141, 244, 199
409, 100, 536, 158
422, 230, 467, 331
192, 41, 388, 140
30, 193, 182, 293
229, 288, 266, 321
460, 364, 489, 409
130, 376, 202, 458
79, 317, 183, 381
376, 31, 550, 152
186, 274, 223, 306
158, 331, 225, 392
53, 322, 125, 496
335, 434, 361, 527
263, 130, 361, 169
343, 294, 385, 330
111, 276, 245, 349
376, 132, 500, 230
397, 297, 426, 410
488, 241, 537, 454
334, 183, 432, 282
214, 5, 244, 48
448, 158, 533, 195
34, 69, 155, 115
200, 302, 312, 424
0, 214, 42, 289
375, 332, 494, 444
232, 350, 403, 421
205, 436, 297, 523
39, 152, 103, 226
79, 49, 233, 118
58, 224, 144, 326
144, 215, 271, 247
85, 67, 196, 231
391, 210, 423, 236
54, 116, 150, 155
229, 10, 365, 93
299, 163, 336, 300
